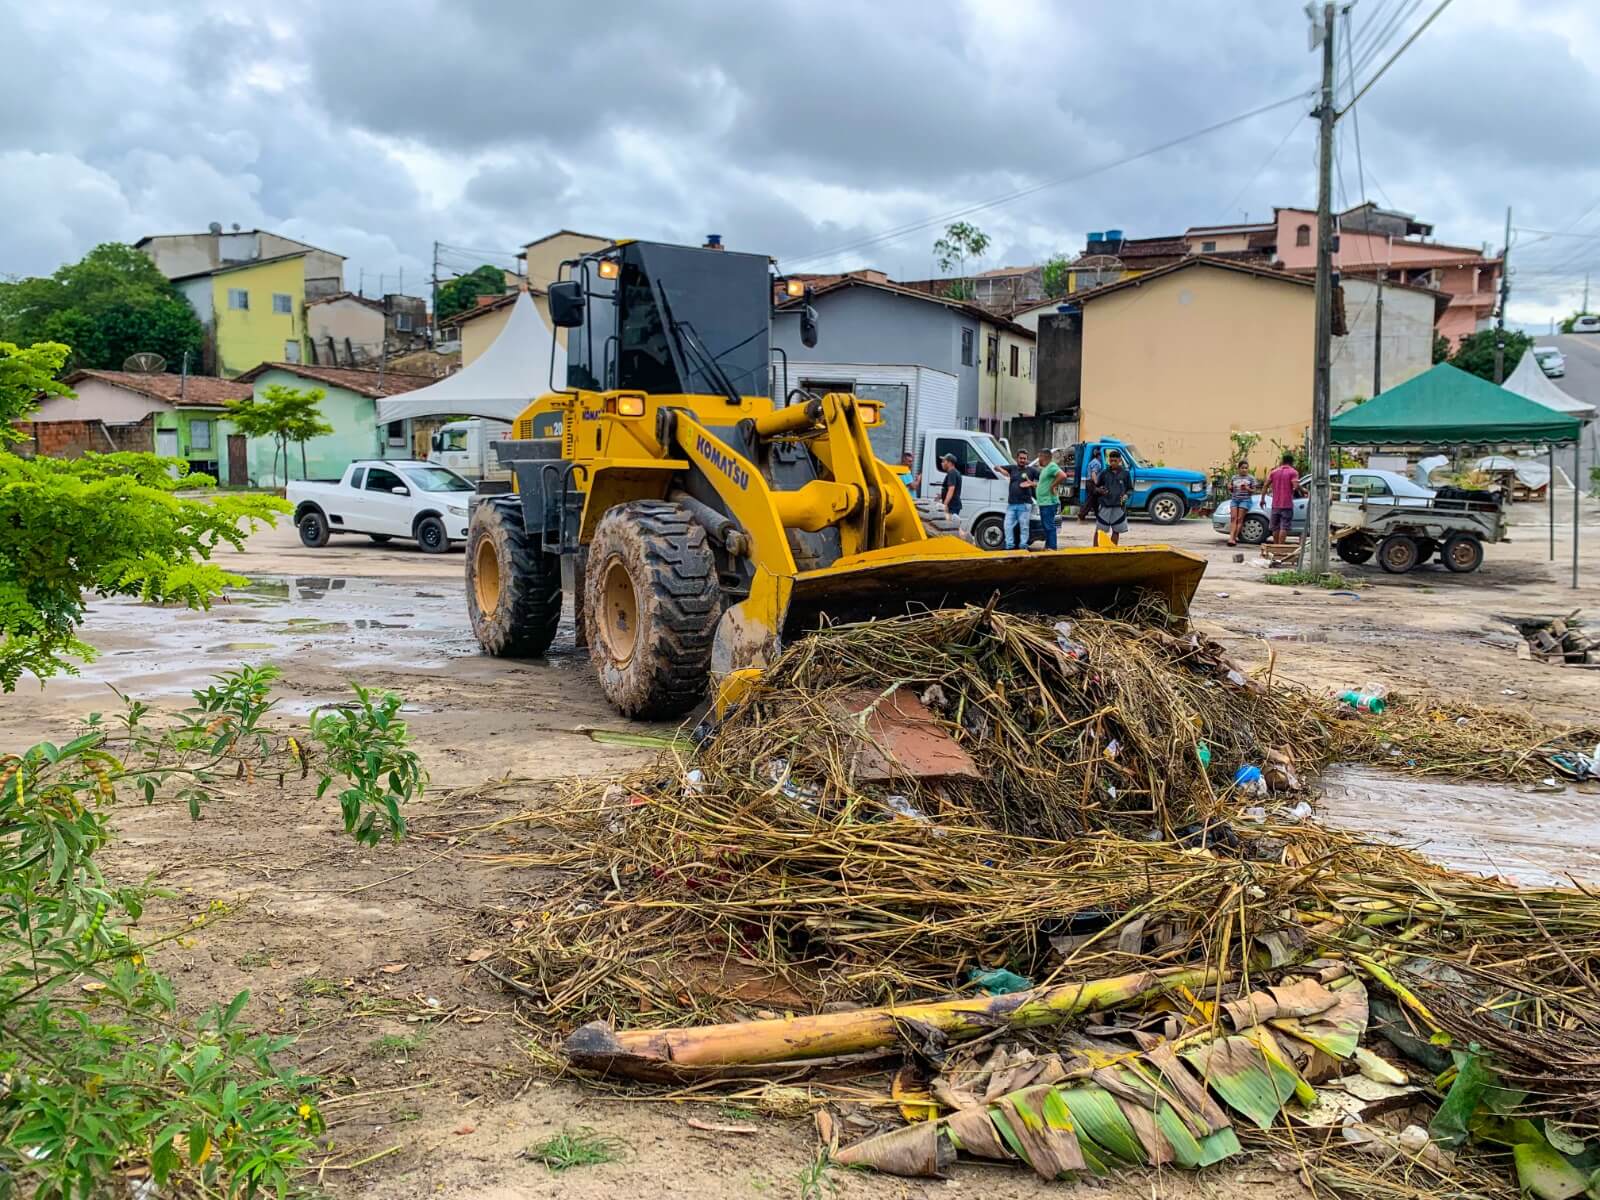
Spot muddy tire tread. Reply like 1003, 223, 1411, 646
467, 499, 561, 656
586, 501, 722, 718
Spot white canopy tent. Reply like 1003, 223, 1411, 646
375, 291, 564, 423
1502, 350, 1596, 420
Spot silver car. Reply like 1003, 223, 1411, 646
1534, 347, 1565, 377
1212, 469, 1434, 544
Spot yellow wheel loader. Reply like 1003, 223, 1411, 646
465, 239, 1204, 718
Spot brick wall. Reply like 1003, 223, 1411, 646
12, 416, 154, 458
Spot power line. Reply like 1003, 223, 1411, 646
1343, 6, 1369, 205
1222, 106, 1306, 219
779, 88, 1316, 269
1349, 0, 1420, 79
1339, 0, 1453, 117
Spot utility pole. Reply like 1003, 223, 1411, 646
431, 241, 440, 348
1585, 271, 1591, 315
1373, 238, 1389, 398
1307, 0, 1336, 576
1493, 206, 1511, 384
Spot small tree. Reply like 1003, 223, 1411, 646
436, 264, 508, 324
1432, 332, 1451, 364
1448, 328, 1534, 382
226, 384, 331, 484
933, 221, 991, 288
1041, 255, 1072, 299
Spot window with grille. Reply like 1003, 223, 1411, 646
228, 288, 248, 310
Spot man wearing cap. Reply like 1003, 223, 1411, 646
939, 453, 964, 517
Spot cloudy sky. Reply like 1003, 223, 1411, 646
3, 0, 1597, 330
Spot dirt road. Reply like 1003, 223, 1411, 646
4, 507, 1598, 1197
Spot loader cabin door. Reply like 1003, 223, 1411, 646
565, 242, 773, 401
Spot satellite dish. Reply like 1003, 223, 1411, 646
123, 352, 167, 374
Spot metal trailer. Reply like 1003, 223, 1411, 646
1330, 494, 1508, 575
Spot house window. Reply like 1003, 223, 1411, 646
190, 419, 212, 451
227, 288, 249, 310
1028, 347, 1037, 380
960, 327, 975, 366
272, 293, 293, 314
395, 313, 413, 332
985, 333, 999, 375
386, 420, 407, 447
1296, 224, 1311, 247
284, 340, 301, 363
1201, 240, 1217, 253
1009, 344, 1020, 377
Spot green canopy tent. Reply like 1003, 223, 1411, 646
1330, 363, 1583, 586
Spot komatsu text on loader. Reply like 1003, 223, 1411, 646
465, 239, 1204, 718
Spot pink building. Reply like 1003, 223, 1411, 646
1273, 206, 1499, 347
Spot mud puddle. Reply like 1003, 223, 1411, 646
60, 576, 488, 699
1316, 765, 1600, 887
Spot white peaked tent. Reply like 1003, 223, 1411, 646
375, 290, 564, 423
1502, 350, 1596, 421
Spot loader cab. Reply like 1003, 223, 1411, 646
549, 241, 775, 402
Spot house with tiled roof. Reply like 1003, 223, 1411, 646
21, 369, 253, 483
232, 363, 438, 483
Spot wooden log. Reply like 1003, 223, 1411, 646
565, 964, 1221, 1079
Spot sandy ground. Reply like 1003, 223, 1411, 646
4, 500, 1600, 1198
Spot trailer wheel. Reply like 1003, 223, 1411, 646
1442, 533, 1484, 573
969, 513, 1005, 551
585, 501, 722, 718
1377, 534, 1420, 574
1147, 491, 1187, 525
1335, 535, 1374, 565
467, 498, 561, 656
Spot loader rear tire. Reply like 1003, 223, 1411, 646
585, 501, 722, 719
915, 499, 971, 543
466, 498, 561, 657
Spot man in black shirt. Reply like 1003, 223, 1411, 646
939, 453, 963, 516
1094, 448, 1134, 545
995, 447, 1038, 549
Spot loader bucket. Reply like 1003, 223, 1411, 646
779, 539, 1206, 642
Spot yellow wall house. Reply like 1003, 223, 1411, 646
1075, 257, 1314, 473
174, 252, 308, 378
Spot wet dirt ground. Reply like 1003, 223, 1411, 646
3, 507, 1599, 1198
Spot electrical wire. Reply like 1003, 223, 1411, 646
778, 88, 1316, 269
1343, 7, 1369, 207
1339, 0, 1453, 117
1221, 106, 1307, 220
1349, 0, 1420, 80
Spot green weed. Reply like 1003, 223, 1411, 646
798, 1150, 838, 1199
373, 1032, 424, 1055
1264, 569, 1357, 589
526, 1126, 629, 1170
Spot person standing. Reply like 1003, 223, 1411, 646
996, 447, 1038, 550
1034, 448, 1065, 550
1266, 452, 1300, 545
897, 451, 918, 490
939, 453, 964, 517
1226, 461, 1257, 546
1078, 446, 1103, 522
1095, 449, 1134, 546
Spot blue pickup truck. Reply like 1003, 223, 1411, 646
1058, 439, 1208, 525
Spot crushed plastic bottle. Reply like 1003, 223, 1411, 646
1226, 669, 1247, 687
683, 768, 706, 797
1052, 620, 1088, 661
881, 794, 931, 824
968, 967, 1033, 996
1286, 800, 1314, 822
1339, 681, 1390, 714
1196, 742, 1213, 769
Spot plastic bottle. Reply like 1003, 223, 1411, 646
1339, 683, 1388, 714
1196, 742, 1213, 769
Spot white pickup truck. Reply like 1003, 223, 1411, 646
288, 460, 475, 553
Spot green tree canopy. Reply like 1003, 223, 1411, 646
933, 222, 990, 278
1448, 328, 1534, 382
226, 383, 332, 484
436, 264, 509, 324
0, 243, 205, 373
1041, 255, 1072, 299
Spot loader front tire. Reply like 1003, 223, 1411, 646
585, 501, 722, 719
467, 498, 561, 657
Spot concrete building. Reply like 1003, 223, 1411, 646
233, 363, 435, 484
138, 228, 344, 297
772, 275, 1035, 434
517, 230, 612, 289
23, 370, 252, 483
1331, 277, 1449, 408
1070, 258, 1316, 474
305, 293, 386, 366
172, 253, 309, 378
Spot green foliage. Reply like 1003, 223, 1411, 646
0, 669, 424, 1197
0, 339, 74, 435
436, 264, 508, 324
526, 1126, 629, 1170
1589, 465, 1600, 499
1449, 328, 1533, 381
933, 221, 990, 278
1263, 569, 1356, 589
1432, 332, 1451, 364
1269, 437, 1310, 476
0, 243, 204, 373
226, 383, 332, 483
1559, 312, 1594, 334
0, 449, 286, 690
1041, 254, 1072, 299
309, 684, 427, 846
942, 279, 975, 301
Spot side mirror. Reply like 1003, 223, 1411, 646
800, 304, 819, 349
391, 486, 410, 496
548, 280, 585, 328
